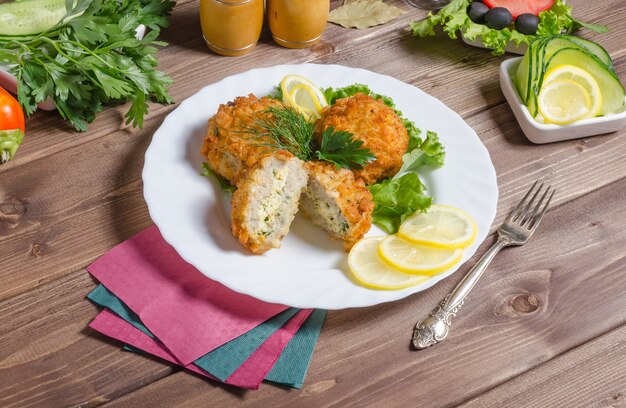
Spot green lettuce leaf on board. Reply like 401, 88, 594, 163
409, 0, 607, 56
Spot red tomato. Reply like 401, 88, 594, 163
0, 85, 25, 133
483, 0, 554, 18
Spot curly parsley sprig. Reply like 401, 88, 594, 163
316, 126, 375, 170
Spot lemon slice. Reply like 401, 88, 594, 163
348, 237, 432, 290
398, 205, 477, 250
279, 74, 327, 121
378, 235, 463, 275
538, 79, 593, 125
542, 64, 602, 119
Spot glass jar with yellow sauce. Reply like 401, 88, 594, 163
199, 0, 264, 56
267, 0, 330, 49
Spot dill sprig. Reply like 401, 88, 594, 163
242, 105, 376, 170
245, 106, 314, 161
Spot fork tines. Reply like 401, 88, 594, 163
509, 180, 556, 230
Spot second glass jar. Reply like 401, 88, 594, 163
267, 0, 330, 49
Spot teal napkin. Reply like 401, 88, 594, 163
265, 309, 327, 388
88, 284, 325, 388
88, 285, 153, 337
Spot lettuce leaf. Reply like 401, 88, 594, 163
395, 130, 444, 177
369, 130, 445, 233
369, 173, 432, 234
201, 162, 235, 194
409, 0, 606, 56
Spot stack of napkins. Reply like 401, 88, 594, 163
87, 226, 326, 390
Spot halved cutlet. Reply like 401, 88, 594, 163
231, 152, 308, 254
299, 161, 374, 250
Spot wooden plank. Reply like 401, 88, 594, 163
3, 136, 626, 406
457, 324, 626, 408
86, 176, 626, 407
0, 272, 174, 408
1, 0, 626, 404
0, 117, 156, 299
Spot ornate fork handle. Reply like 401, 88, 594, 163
412, 237, 509, 349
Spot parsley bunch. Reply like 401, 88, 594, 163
0, 0, 175, 131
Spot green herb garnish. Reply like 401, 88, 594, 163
0, 0, 175, 131
244, 105, 375, 170
316, 126, 375, 170
247, 106, 314, 161
201, 163, 235, 194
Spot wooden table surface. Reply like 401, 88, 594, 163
2, 0, 626, 407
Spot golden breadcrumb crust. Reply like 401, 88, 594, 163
201, 94, 282, 186
304, 161, 374, 250
315, 93, 408, 185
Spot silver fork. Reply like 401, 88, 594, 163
412, 180, 556, 350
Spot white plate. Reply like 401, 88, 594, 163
143, 64, 498, 309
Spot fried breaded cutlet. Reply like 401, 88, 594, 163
299, 161, 374, 250
201, 94, 282, 186
315, 93, 408, 185
231, 152, 308, 254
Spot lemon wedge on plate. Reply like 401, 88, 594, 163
279, 74, 328, 121
348, 237, 431, 290
378, 235, 463, 275
538, 65, 602, 124
398, 204, 477, 250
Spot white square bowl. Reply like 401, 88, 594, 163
500, 56, 626, 144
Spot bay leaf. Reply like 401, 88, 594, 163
330, 0, 405, 29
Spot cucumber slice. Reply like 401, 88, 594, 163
515, 37, 540, 105
526, 36, 550, 118
562, 35, 613, 69
542, 37, 611, 69
0, 0, 69, 36
545, 47, 625, 115
515, 42, 532, 104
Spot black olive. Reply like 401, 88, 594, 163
467, 2, 489, 24
515, 13, 540, 35
485, 7, 513, 30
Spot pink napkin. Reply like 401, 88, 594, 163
90, 308, 312, 389
87, 226, 289, 365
